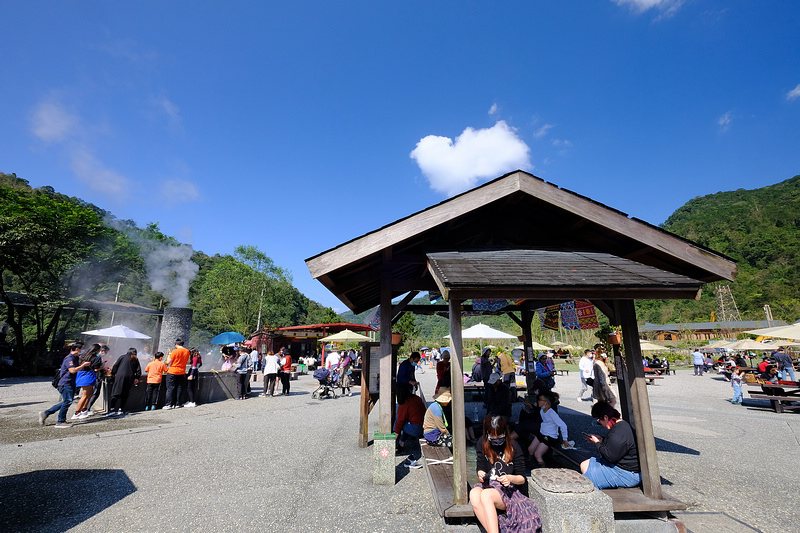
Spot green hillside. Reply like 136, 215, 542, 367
636, 175, 800, 324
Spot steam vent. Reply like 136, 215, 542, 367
158, 307, 193, 351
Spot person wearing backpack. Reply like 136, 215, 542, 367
40, 343, 91, 428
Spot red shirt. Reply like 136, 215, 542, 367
280, 353, 292, 372
394, 394, 426, 434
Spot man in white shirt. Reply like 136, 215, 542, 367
326, 351, 340, 370
578, 349, 595, 401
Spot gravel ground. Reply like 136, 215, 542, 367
1, 365, 797, 532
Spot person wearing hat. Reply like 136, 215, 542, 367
757, 354, 771, 374
486, 373, 512, 420
423, 388, 452, 448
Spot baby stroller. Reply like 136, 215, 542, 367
312, 367, 338, 400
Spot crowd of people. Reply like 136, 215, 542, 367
392, 344, 642, 533
39, 337, 239, 427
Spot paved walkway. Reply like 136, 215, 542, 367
1, 364, 796, 532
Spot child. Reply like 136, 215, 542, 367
144, 352, 168, 410
730, 366, 744, 405
528, 390, 570, 467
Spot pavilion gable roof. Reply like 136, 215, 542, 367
306, 171, 737, 313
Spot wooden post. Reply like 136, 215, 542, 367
520, 308, 534, 393
448, 298, 467, 506
379, 267, 393, 435
618, 300, 662, 500
359, 342, 373, 447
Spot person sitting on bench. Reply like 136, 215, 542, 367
581, 401, 642, 489
470, 415, 541, 533
423, 389, 453, 448
528, 390, 570, 468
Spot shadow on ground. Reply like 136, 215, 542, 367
0, 469, 136, 533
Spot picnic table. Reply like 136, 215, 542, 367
747, 381, 800, 413
463, 380, 527, 401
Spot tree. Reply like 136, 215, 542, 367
0, 178, 112, 371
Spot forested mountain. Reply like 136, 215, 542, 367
636, 175, 800, 324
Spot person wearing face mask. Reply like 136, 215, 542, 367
470, 415, 541, 533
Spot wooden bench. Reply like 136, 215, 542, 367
548, 446, 685, 513
603, 487, 686, 513
747, 393, 800, 413
418, 440, 474, 519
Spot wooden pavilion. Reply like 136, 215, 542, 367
305, 170, 737, 515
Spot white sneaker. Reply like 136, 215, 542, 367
163, 405, 173, 410
71, 413, 82, 420
77, 412, 90, 419
184, 402, 196, 408
84, 410, 94, 416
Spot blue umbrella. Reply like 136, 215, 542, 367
211, 331, 246, 344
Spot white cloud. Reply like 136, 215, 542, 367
488, 103, 498, 115
552, 138, 573, 156
534, 124, 553, 140
152, 96, 183, 130
31, 99, 78, 142
787, 83, 800, 101
69, 145, 130, 196
410, 120, 531, 197
612, 0, 684, 16
160, 179, 199, 202
718, 111, 733, 132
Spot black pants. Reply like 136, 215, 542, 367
236, 372, 249, 398
265, 373, 277, 396
279, 371, 290, 394
166, 374, 187, 407
109, 388, 130, 412
145, 382, 161, 408
187, 376, 198, 403
88, 378, 103, 409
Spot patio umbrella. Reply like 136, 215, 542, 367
82, 324, 151, 339
639, 341, 668, 351
550, 341, 566, 347
721, 339, 773, 351
744, 322, 800, 341
320, 329, 371, 343
211, 332, 246, 345
444, 323, 517, 352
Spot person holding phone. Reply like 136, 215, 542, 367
581, 401, 641, 489
470, 415, 540, 533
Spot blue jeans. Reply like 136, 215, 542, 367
732, 383, 743, 403
781, 366, 796, 382
400, 422, 423, 443
583, 457, 641, 489
45, 384, 75, 423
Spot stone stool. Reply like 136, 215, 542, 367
528, 468, 614, 533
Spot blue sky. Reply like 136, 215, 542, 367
2, 1, 799, 311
